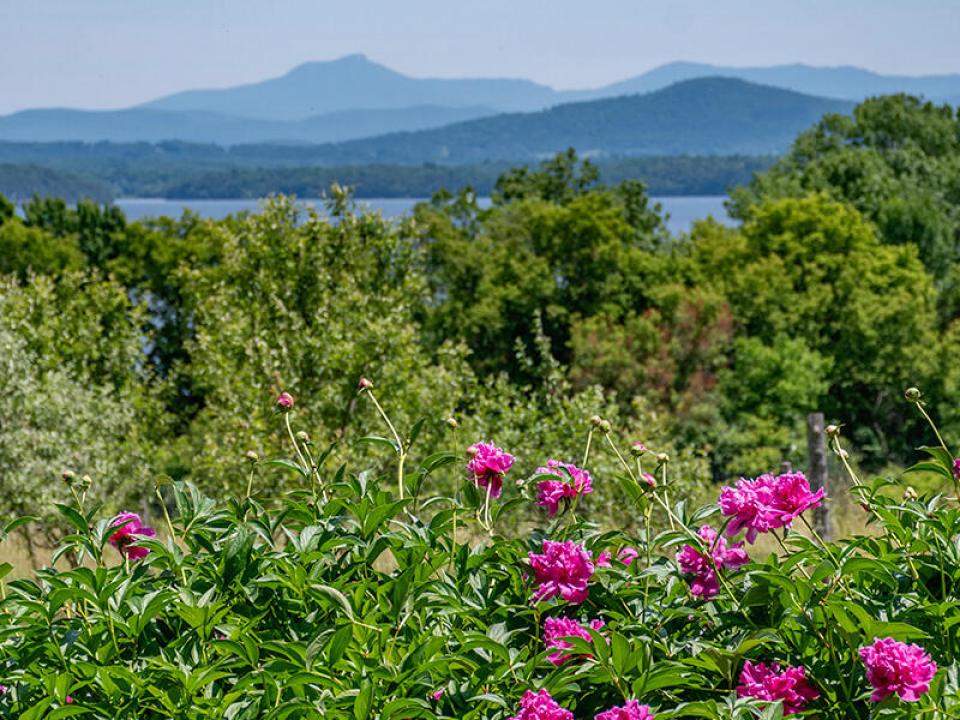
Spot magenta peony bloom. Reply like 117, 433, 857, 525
65, 696, 73, 704
275, 391, 295, 409
0, 685, 6, 694
860, 637, 937, 702
466, 442, 515, 498
508, 689, 573, 720
596, 550, 612, 567
676, 525, 749, 599
543, 616, 605, 665
953, 458, 960, 480
536, 479, 570, 517
718, 472, 824, 543
529, 540, 596, 604
431, 689, 444, 701
534, 460, 593, 517
619, 546, 639, 566
108, 511, 157, 561
737, 661, 820, 715
595, 700, 655, 720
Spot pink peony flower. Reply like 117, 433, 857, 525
508, 689, 573, 720
0, 685, 6, 694
529, 540, 596, 604
275, 391, 295, 409
431, 689, 444, 701
466, 442, 515, 498
860, 637, 937, 702
641, 473, 657, 487
108, 512, 157, 561
66, 696, 74, 704
953, 458, 960, 480
596, 547, 638, 568
677, 525, 749, 599
536, 480, 570, 517
595, 700, 655, 720
718, 472, 825, 543
543, 616, 605, 665
737, 661, 819, 715
534, 460, 593, 517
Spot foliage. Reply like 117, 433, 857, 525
730, 95, 960, 280
0, 92, 958, 526
0, 163, 113, 203
1, 388, 959, 719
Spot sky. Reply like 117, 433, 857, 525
1, 0, 959, 114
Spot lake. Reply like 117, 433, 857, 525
114, 196, 731, 235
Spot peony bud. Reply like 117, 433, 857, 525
598, 419, 612, 433
630, 442, 648, 457
656, 452, 670, 464
61, 469, 76, 485
358, 377, 374, 392
296, 430, 310, 443
78, 475, 92, 491
276, 392, 295, 409
245, 450, 259, 463
589, 415, 603, 427
905, 387, 922, 403
445, 417, 459, 429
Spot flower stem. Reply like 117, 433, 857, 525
366, 390, 406, 499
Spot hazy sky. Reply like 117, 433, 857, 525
2, 0, 958, 114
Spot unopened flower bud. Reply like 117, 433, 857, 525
903, 486, 918, 501
630, 442, 648, 457
656, 452, 670, 464
276, 391, 295, 409
358, 377, 374, 392
824, 424, 840, 438
598, 419, 612, 433
78, 474, 92, 491
245, 450, 259, 463
61, 469, 76, 485
466, 444, 479, 457
589, 415, 603, 428
446, 417, 459, 429
905, 387, 922, 403
838, 448, 849, 459
296, 431, 310, 443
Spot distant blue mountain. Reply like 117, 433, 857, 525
0, 55, 955, 148
141, 54, 559, 121
581, 61, 960, 104
289, 77, 855, 164
0, 104, 496, 145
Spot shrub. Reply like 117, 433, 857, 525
1, 384, 959, 719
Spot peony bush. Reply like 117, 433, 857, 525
0, 382, 959, 719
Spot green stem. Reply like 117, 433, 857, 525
367, 391, 406, 498
582, 428, 594, 468
284, 413, 312, 490
917, 401, 951, 458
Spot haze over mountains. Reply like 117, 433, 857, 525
0, 55, 955, 149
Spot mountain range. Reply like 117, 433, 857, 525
0, 55, 955, 148
279, 78, 854, 163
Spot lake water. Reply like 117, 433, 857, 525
114, 196, 731, 235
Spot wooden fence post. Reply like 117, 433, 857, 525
806, 412, 830, 540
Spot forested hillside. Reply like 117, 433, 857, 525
0, 94, 957, 537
